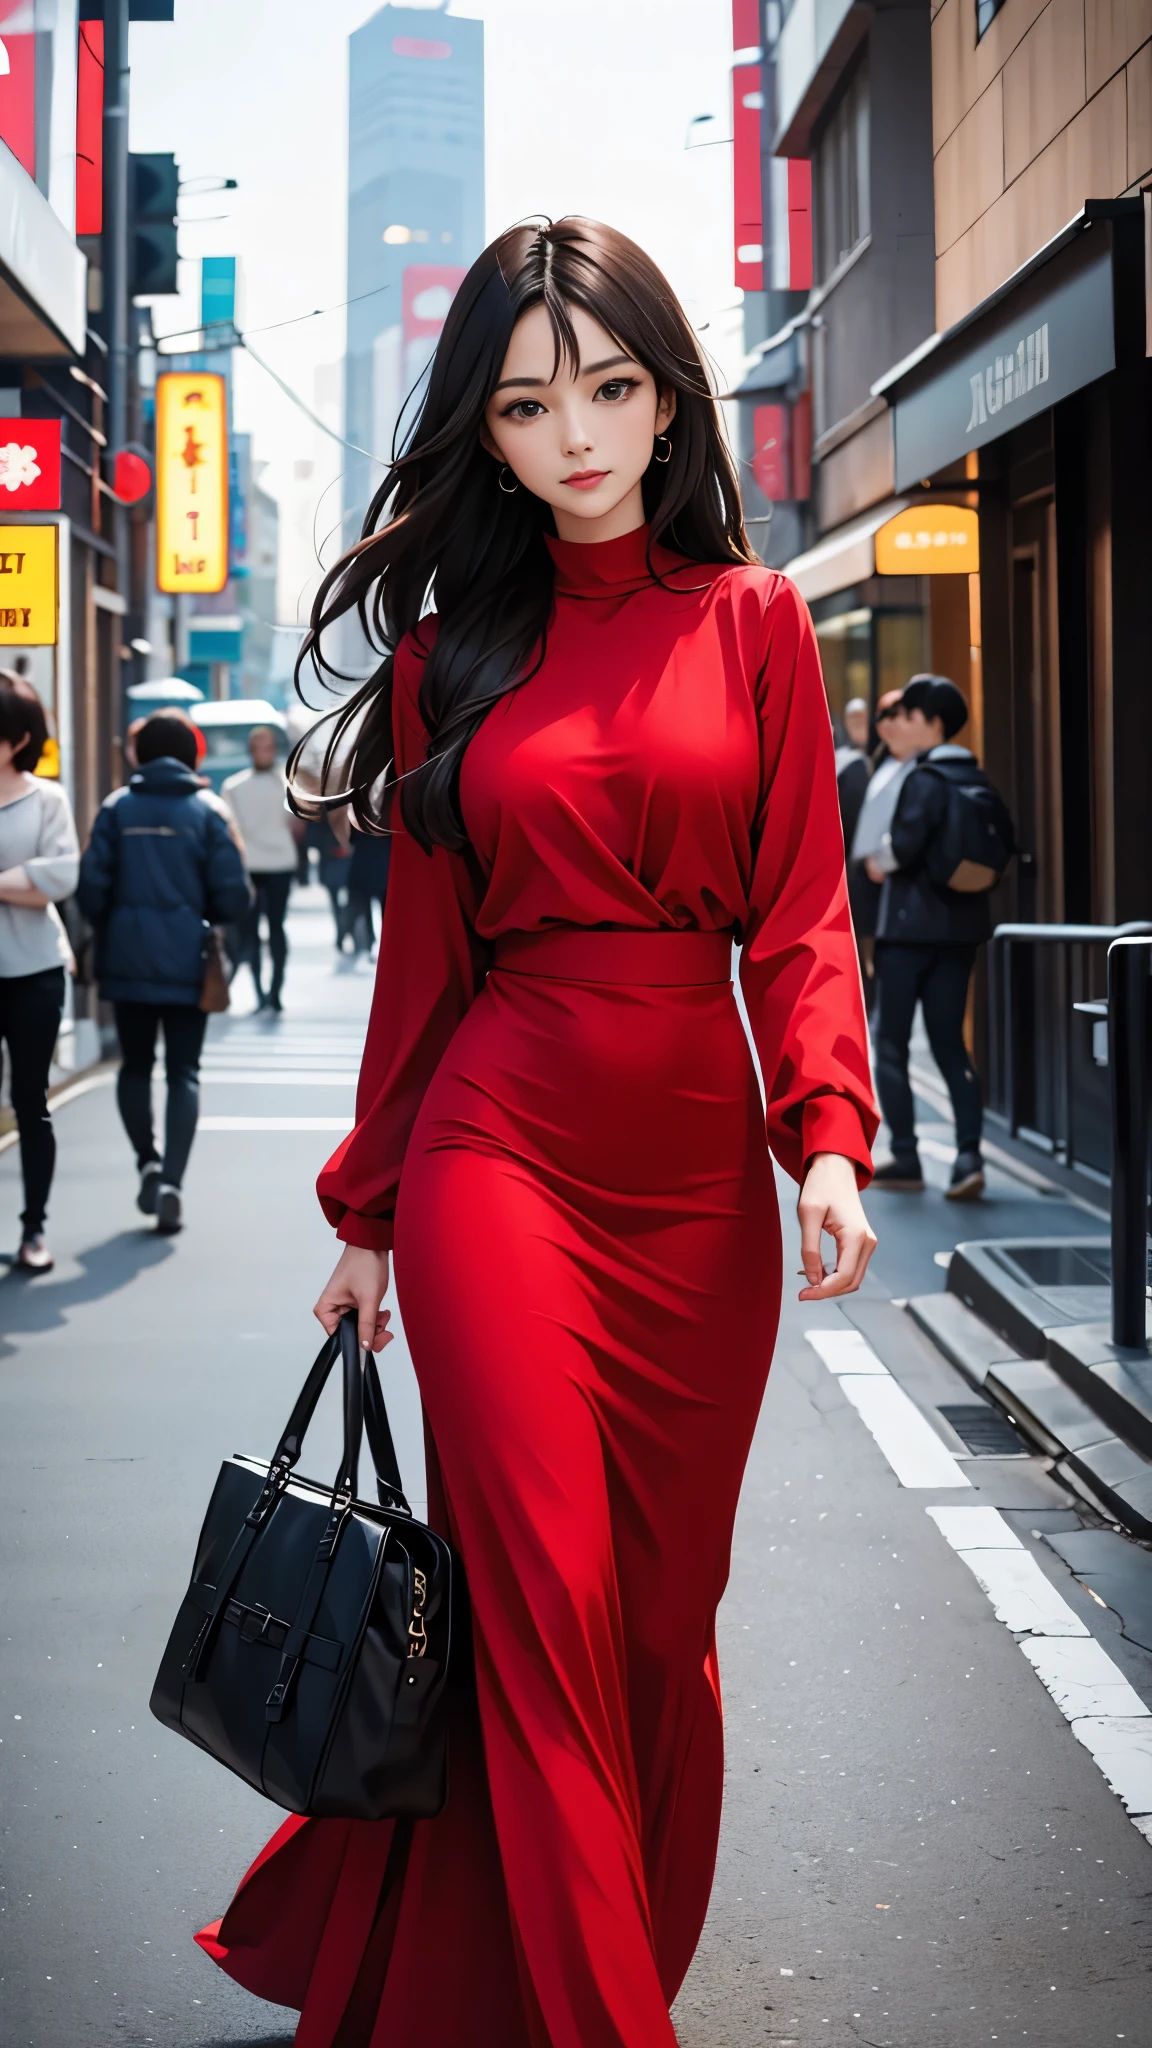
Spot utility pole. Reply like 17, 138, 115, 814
101, 0, 131, 623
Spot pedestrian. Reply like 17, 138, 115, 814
834, 693, 871, 856
305, 814, 353, 950
199, 218, 878, 2046
0, 674, 79, 1274
221, 726, 297, 1012
346, 825, 391, 956
870, 673, 1015, 1200
848, 686, 921, 1002
76, 711, 249, 1235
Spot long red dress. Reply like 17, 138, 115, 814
196, 525, 877, 2047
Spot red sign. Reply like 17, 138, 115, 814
76, 20, 104, 236
401, 265, 466, 344
786, 159, 813, 292
752, 405, 789, 502
0, 420, 61, 510
792, 392, 813, 503
0, 31, 34, 180
732, 64, 763, 291
114, 449, 152, 505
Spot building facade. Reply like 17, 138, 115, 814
740, 0, 1152, 1170
343, 3, 484, 549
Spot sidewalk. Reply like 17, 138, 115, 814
1, 897, 1150, 2047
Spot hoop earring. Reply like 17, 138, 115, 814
653, 433, 672, 465
498, 465, 518, 494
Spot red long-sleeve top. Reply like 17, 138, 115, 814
318, 525, 877, 1249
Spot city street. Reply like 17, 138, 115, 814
2, 891, 1150, 2048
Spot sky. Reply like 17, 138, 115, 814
129, 0, 742, 627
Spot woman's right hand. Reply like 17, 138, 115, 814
314, 1244, 393, 1353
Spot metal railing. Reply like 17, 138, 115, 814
1108, 937, 1152, 1347
988, 921, 1152, 1171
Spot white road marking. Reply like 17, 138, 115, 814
803, 1328, 888, 1376
1020, 1638, 1150, 1720
197, 1116, 353, 1132
837, 1374, 973, 1488
1069, 1719, 1152, 1815
926, 1504, 1023, 1549
922, 1501, 1151, 1837
198, 1072, 358, 1086
806, 1327, 972, 1486
951, 1547, 1088, 1635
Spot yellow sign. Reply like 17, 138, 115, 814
156, 371, 229, 594
0, 525, 58, 643
875, 504, 979, 576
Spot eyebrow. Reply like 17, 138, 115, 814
492, 352, 636, 394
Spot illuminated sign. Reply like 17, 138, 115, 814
0, 525, 58, 644
155, 372, 229, 594
875, 504, 979, 576
0, 420, 61, 510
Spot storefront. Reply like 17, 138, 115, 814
877, 198, 1149, 931
875, 198, 1150, 1166
785, 496, 981, 744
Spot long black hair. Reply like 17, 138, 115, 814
292, 217, 754, 853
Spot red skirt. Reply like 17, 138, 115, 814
197, 929, 781, 2048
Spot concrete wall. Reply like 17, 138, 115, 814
932, 0, 1152, 329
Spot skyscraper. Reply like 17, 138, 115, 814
344, 5, 485, 544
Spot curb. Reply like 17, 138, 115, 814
908, 1287, 1152, 1539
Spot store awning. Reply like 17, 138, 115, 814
874, 199, 1143, 493
0, 147, 86, 359
731, 331, 799, 397
783, 497, 911, 602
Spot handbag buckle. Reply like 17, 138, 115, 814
246, 1458, 291, 1529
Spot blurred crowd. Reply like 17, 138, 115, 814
0, 682, 387, 1272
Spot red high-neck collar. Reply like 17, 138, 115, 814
545, 523, 681, 599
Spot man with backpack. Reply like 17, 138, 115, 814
77, 712, 250, 1235
869, 675, 1015, 1201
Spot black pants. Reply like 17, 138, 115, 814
873, 942, 982, 1163
114, 1001, 207, 1190
348, 888, 385, 956
0, 966, 65, 1236
243, 871, 292, 1001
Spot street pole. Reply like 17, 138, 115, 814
1107, 935, 1152, 1347
102, 0, 131, 633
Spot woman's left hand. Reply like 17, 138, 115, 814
796, 1151, 877, 1300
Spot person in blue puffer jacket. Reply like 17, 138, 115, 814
77, 712, 250, 1235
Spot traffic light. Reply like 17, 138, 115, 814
128, 153, 179, 298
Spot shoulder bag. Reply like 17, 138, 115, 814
150, 1313, 455, 1820
200, 924, 231, 1012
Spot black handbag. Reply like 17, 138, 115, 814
150, 1313, 454, 1821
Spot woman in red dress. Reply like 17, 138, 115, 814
197, 219, 878, 2047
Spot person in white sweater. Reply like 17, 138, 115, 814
221, 727, 298, 1013
0, 674, 80, 1272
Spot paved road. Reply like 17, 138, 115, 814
1, 893, 1149, 2048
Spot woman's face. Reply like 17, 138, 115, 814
481, 303, 675, 544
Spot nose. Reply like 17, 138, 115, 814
557, 401, 594, 459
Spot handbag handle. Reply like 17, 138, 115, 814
263, 1312, 411, 1517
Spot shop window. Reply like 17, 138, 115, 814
813, 49, 869, 284
876, 611, 928, 702
815, 607, 871, 737
976, 0, 1006, 40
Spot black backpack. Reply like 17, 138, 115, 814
920, 762, 1016, 894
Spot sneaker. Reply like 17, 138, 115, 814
946, 1152, 986, 1202
137, 1161, 162, 1217
871, 1157, 925, 1192
156, 1184, 183, 1235
14, 1233, 53, 1273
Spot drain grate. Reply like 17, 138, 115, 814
937, 1403, 1029, 1458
